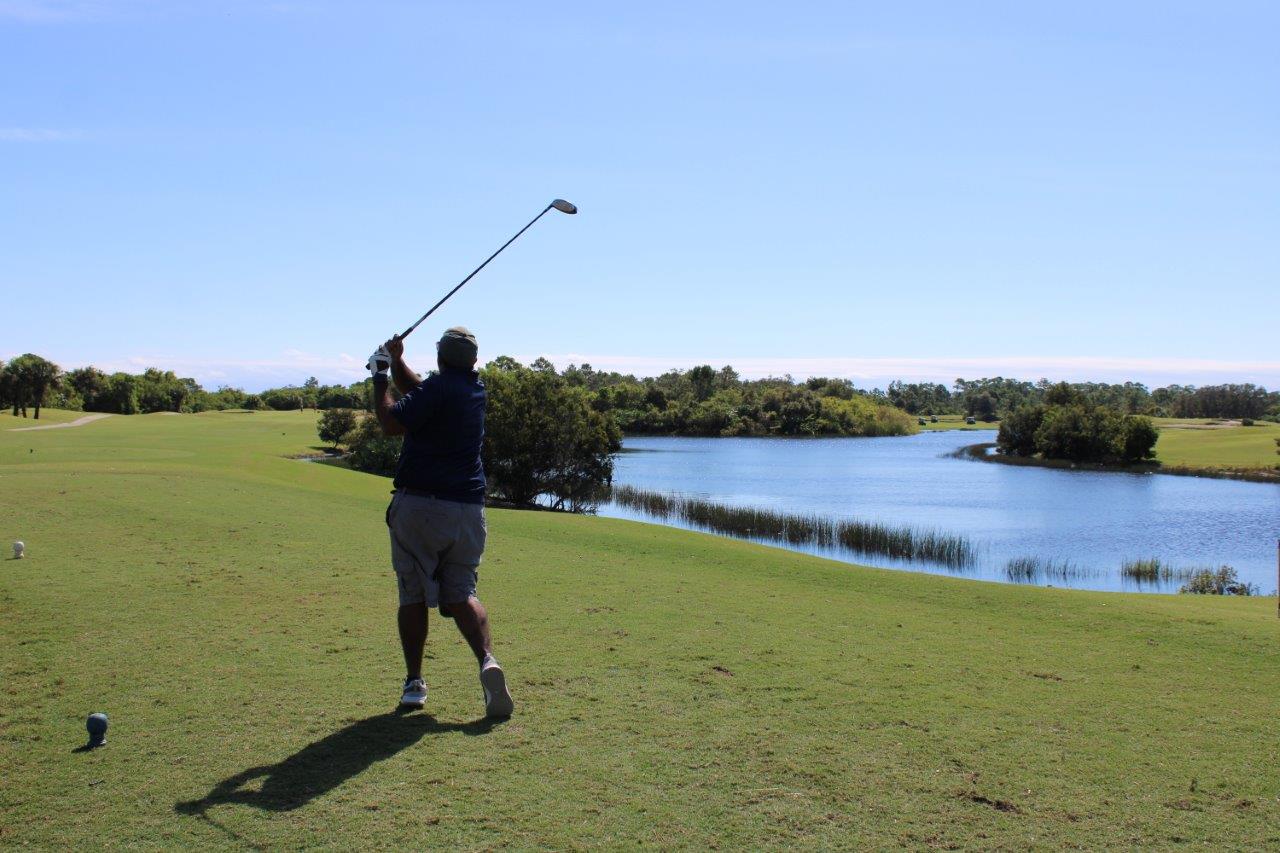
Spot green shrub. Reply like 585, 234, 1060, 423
344, 414, 402, 477
481, 363, 622, 511
1118, 415, 1158, 463
1034, 405, 1115, 462
996, 405, 1045, 456
1179, 566, 1256, 596
317, 408, 359, 449
999, 402, 1157, 465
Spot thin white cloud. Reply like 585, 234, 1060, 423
0, 127, 80, 141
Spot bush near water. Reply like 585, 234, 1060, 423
996, 383, 1159, 465
1179, 566, 1258, 596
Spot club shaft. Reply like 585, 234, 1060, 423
400, 202, 555, 339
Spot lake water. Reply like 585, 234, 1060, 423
598, 431, 1280, 594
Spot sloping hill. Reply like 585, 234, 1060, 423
2, 412, 1277, 848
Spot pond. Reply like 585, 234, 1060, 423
597, 431, 1280, 594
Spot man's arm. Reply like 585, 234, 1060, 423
385, 335, 422, 396
372, 376, 406, 436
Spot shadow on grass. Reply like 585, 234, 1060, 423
175, 709, 499, 815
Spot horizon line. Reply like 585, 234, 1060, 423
4, 350, 1278, 393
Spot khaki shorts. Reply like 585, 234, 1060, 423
386, 491, 487, 607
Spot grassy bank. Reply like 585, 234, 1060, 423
2, 411, 1279, 848
1153, 418, 1280, 470
955, 418, 1279, 483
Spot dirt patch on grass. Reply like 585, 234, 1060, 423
956, 791, 1022, 814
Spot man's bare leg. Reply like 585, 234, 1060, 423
448, 596, 492, 664
398, 602, 428, 679
451, 596, 513, 717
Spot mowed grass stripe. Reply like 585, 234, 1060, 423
1, 411, 1278, 848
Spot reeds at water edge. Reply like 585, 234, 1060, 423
1119, 558, 1196, 583
1003, 556, 1093, 583
610, 484, 975, 568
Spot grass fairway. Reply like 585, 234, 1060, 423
2, 412, 1279, 848
1154, 418, 1280, 471
917, 414, 995, 431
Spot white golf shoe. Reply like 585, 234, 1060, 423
400, 677, 427, 709
480, 656, 514, 718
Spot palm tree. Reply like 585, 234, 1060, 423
7, 354, 61, 419
2, 358, 27, 416
28, 357, 60, 419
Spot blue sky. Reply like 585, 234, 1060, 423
2, 1, 1276, 390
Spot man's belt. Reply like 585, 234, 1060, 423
396, 487, 438, 499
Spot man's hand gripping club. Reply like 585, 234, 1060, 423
367, 344, 392, 380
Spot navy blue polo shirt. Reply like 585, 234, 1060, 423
390, 367, 486, 504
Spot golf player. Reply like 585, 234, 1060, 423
368, 327, 513, 717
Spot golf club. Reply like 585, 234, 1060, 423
399, 199, 578, 340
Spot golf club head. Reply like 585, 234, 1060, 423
551, 199, 578, 215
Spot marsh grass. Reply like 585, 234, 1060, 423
1004, 556, 1092, 584
611, 484, 975, 568
1120, 558, 1196, 583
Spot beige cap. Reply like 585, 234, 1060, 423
437, 326, 478, 368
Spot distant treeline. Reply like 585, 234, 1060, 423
0, 354, 371, 416
545, 359, 914, 437
882, 377, 1278, 421
531, 363, 1279, 433
4, 352, 1276, 428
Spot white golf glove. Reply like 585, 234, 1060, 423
367, 345, 392, 379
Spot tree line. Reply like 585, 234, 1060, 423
0, 353, 372, 417
5, 352, 1276, 428
532, 360, 916, 437
882, 377, 1279, 421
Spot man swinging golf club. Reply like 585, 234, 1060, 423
368, 327, 514, 718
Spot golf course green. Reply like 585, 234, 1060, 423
2, 411, 1278, 848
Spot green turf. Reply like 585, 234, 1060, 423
1154, 419, 1280, 470
2, 412, 1278, 848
